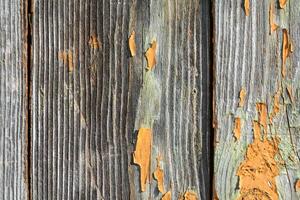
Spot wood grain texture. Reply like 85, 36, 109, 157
31, 0, 212, 199
213, 0, 300, 199
0, 0, 29, 199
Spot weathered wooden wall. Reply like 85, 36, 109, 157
0, 0, 29, 199
213, 0, 300, 199
31, 0, 212, 199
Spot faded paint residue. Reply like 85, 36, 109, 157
279, 0, 288, 8
145, 40, 157, 70
179, 191, 198, 200
88, 34, 100, 49
133, 128, 152, 192
244, 0, 250, 16
256, 103, 268, 136
161, 191, 171, 200
129, 31, 136, 57
58, 50, 74, 72
233, 118, 242, 140
270, 91, 281, 124
239, 88, 247, 107
237, 106, 280, 200
269, 2, 278, 33
287, 85, 294, 102
153, 155, 164, 193
295, 179, 300, 192
282, 29, 289, 77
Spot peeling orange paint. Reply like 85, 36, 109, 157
161, 191, 171, 200
88, 34, 100, 49
237, 106, 280, 200
244, 0, 250, 16
145, 40, 157, 70
58, 50, 74, 72
239, 88, 247, 107
154, 155, 164, 193
233, 118, 242, 140
270, 91, 281, 124
133, 128, 152, 192
279, 0, 288, 9
129, 31, 136, 57
295, 179, 300, 192
287, 85, 294, 103
282, 29, 290, 77
179, 191, 198, 200
269, 2, 278, 34
256, 103, 268, 136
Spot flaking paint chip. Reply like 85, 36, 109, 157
161, 191, 171, 200
270, 90, 281, 124
279, 0, 288, 9
295, 179, 300, 192
88, 34, 100, 49
256, 103, 268, 136
153, 155, 164, 193
179, 191, 199, 200
145, 40, 157, 70
282, 29, 293, 77
244, 0, 250, 16
233, 118, 242, 140
129, 31, 136, 57
239, 88, 246, 107
133, 128, 152, 192
269, 2, 278, 34
58, 50, 74, 72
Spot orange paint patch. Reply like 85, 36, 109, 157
145, 40, 157, 70
256, 103, 268, 136
295, 179, 300, 192
239, 88, 247, 107
287, 85, 294, 103
179, 191, 198, 200
128, 31, 136, 57
153, 155, 164, 193
133, 128, 152, 192
282, 29, 291, 77
233, 118, 242, 140
58, 50, 74, 72
244, 0, 250, 16
270, 91, 281, 124
161, 191, 171, 200
279, 0, 288, 9
269, 2, 278, 34
88, 34, 100, 49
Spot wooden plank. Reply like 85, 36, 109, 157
31, 0, 212, 199
0, 0, 29, 199
213, 0, 300, 199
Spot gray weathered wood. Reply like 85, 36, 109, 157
213, 0, 300, 199
31, 0, 212, 199
0, 0, 29, 199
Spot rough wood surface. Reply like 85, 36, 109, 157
31, 0, 212, 199
0, 0, 29, 199
213, 0, 300, 199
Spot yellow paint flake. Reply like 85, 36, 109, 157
233, 118, 242, 140
133, 128, 152, 192
270, 90, 281, 124
295, 179, 300, 192
88, 34, 100, 49
145, 40, 157, 70
129, 31, 136, 57
153, 155, 164, 193
244, 0, 250, 16
161, 191, 171, 200
58, 50, 74, 72
279, 0, 288, 9
269, 2, 278, 34
239, 88, 247, 107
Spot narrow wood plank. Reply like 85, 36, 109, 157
0, 0, 29, 199
213, 0, 300, 199
31, 0, 212, 199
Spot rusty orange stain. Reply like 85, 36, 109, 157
244, 0, 250, 16
88, 34, 100, 49
58, 50, 74, 72
279, 0, 288, 9
295, 179, 300, 192
269, 2, 278, 34
154, 155, 164, 193
256, 103, 268, 136
133, 128, 152, 192
145, 40, 157, 70
179, 191, 198, 200
239, 88, 247, 107
270, 91, 281, 124
129, 31, 136, 57
233, 118, 242, 140
282, 29, 290, 77
161, 191, 171, 200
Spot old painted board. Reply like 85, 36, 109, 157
31, 0, 212, 199
213, 0, 300, 199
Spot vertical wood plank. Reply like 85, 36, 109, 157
0, 0, 29, 199
31, 0, 212, 199
213, 0, 300, 199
